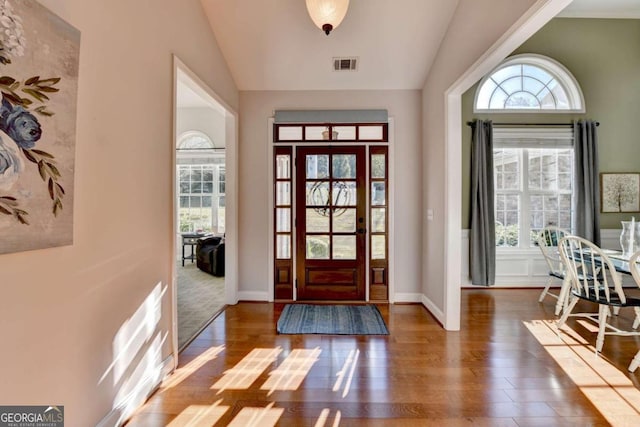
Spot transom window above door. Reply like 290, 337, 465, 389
474, 54, 585, 113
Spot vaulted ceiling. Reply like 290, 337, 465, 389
201, 0, 640, 92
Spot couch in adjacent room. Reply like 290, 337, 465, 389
196, 235, 225, 277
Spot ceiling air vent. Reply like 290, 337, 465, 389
333, 57, 358, 71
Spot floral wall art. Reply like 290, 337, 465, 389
0, 0, 79, 254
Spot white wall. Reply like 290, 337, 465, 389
238, 90, 423, 300
0, 0, 238, 425
177, 107, 226, 148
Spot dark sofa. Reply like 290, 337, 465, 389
196, 236, 225, 277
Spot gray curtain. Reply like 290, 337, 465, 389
574, 120, 601, 246
470, 120, 495, 286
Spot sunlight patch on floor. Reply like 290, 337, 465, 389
167, 400, 229, 426
211, 347, 282, 392
227, 402, 283, 427
261, 347, 321, 395
524, 319, 640, 426
333, 349, 360, 398
162, 345, 225, 390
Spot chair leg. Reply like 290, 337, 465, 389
596, 304, 609, 353
629, 350, 640, 372
557, 295, 579, 328
538, 277, 553, 303
555, 276, 571, 316
633, 307, 640, 329
612, 306, 620, 316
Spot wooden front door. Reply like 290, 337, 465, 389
295, 146, 366, 300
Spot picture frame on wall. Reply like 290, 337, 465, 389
600, 173, 640, 213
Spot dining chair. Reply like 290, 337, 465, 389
557, 236, 640, 357
627, 250, 640, 372
536, 227, 571, 315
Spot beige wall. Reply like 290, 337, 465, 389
461, 18, 640, 229
0, 0, 237, 425
421, 0, 539, 316
238, 90, 423, 299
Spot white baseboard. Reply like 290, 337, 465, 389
237, 291, 269, 301
97, 354, 175, 427
394, 293, 423, 303
421, 295, 445, 325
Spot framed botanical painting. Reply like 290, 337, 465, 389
0, 1, 80, 254
600, 173, 640, 213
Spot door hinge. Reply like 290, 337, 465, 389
295, 279, 298, 289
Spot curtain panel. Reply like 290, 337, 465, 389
470, 120, 496, 286
573, 120, 601, 246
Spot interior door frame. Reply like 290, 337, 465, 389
267, 118, 395, 303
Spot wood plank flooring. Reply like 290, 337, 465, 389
125, 289, 640, 426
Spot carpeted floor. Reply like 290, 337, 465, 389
177, 262, 225, 350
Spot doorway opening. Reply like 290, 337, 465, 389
172, 58, 238, 353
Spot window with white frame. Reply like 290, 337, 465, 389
177, 131, 225, 233
475, 54, 584, 113
493, 128, 574, 248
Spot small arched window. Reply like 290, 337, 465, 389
474, 54, 584, 113
178, 131, 215, 150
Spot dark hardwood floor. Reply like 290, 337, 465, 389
125, 289, 640, 426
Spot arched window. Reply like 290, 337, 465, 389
474, 54, 584, 113
178, 131, 215, 150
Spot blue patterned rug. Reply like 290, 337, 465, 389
277, 304, 389, 335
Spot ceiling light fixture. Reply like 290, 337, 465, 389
305, 0, 350, 36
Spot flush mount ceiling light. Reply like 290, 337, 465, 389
305, 0, 350, 35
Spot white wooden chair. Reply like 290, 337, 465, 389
557, 236, 640, 360
627, 250, 640, 372
536, 226, 571, 315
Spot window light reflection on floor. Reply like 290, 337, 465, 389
167, 400, 229, 427
261, 347, 321, 395
524, 319, 640, 426
211, 347, 283, 392
227, 402, 284, 427
161, 345, 225, 390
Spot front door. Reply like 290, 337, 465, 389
296, 146, 366, 300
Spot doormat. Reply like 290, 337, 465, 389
277, 304, 389, 335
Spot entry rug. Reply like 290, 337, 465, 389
277, 304, 389, 335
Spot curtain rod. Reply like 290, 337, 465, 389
466, 121, 599, 127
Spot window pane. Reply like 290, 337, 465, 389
372, 235, 386, 260
180, 182, 190, 193
372, 182, 386, 206
359, 125, 384, 140
371, 154, 386, 178
333, 208, 356, 233
332, 155, 356, 179
371, 208, 386, 232
306, 235, 329, 259
334, 126, 356, 140
203, 182, 213, 193
307, 182, 330, 206
522, 76, 544, 94
203, 168, 214, 182
492, 64, 521, 83
276, 182, 291, 205
306, 155, 329, 179
305, 126, 326, 140
505, 92, 540, 109
523, 64, 553, 85
276, 155, 291, 179
489, 87, 508, 109
202, 196, 212, 208
333, 236, 356, 259
191, 182, 202, 193
333, 182, 356, 206
279, 126, 303, 141
306, 208, 329, 232
190, 196, 201, 208
276, 208, 290, 232
180, 196, 189, 208
501, 76, 521, 94
277, 235, 291, 259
